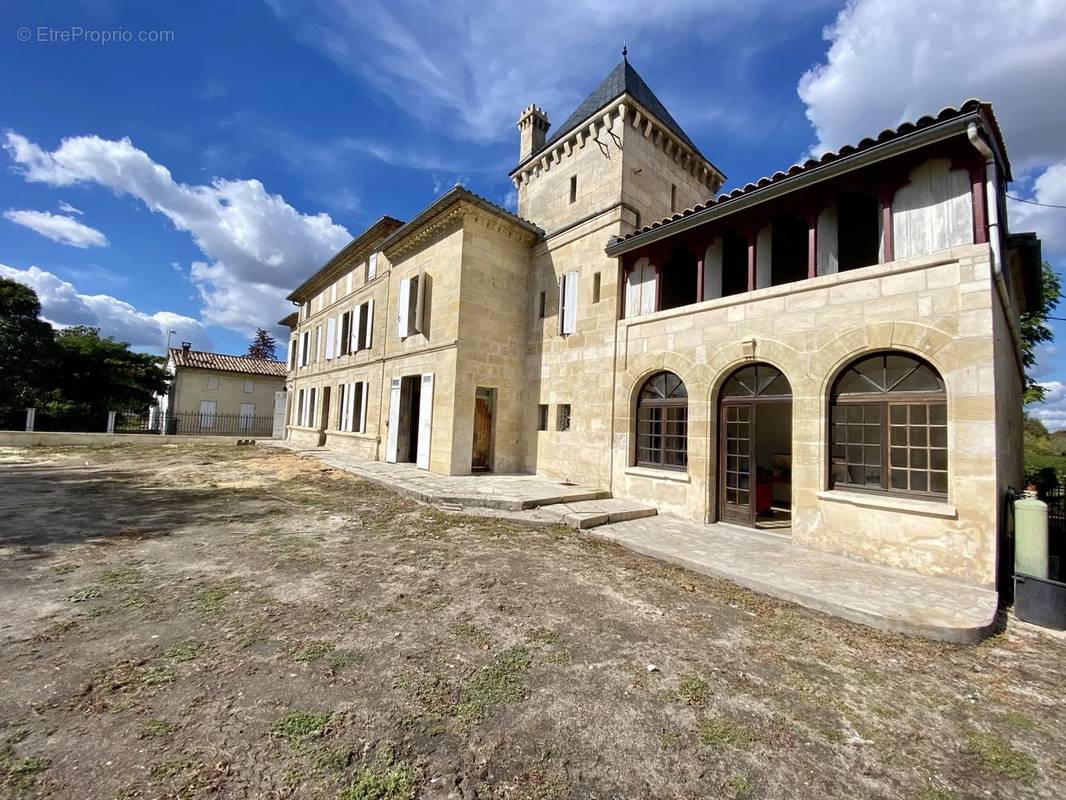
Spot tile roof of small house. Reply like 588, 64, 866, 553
169, 348, 287, 378
607, 99, 1008, 254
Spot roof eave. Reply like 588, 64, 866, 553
286, 216, 403, 302
606, 111, 984, 258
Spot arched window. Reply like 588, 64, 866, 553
636, 371, 688, 469
830, 352, 947, 497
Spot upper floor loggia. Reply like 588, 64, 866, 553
606, 100, 1042, 320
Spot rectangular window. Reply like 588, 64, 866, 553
367, 252, 378, 282
557, 404, 571, 432
352, 381, 365, 432
339, 311, 351, 355
238, 403, 255, 433
289, 340, 296, 370
325, 317, 336, 360
538, 291, 546, 319
355, 300, 373, 350
314, 326, 322, 362
207, 376, 219, 390
308, 387, 317, 428
558, 272, 577, 335
243, 380, 254, 393
670, 183, 677, 213
337, 383, 347, 430
637, 405, 688, 469
537, 404, 548, 431
592, 272, 601, 304
569, 175, 577, 204
300, 330, 310, 366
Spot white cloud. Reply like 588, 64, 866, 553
1030, 381, 1066, 431
3, 131, 352, 332
57, 200, 83, 215
3, 209, 108, 248
798, 0, 1066, 259
0, 263, 210, 353
264, 0, 810, 143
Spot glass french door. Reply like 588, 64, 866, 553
720, 402, 754, 523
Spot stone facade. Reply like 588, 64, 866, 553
282, 65, 1037, 589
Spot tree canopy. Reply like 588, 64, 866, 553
247, 328, 278, 360
0, 278, 168, 416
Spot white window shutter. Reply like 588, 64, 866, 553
368, 252, 378, 281
359, 381, 369, 434
386, 378, 401, 462
335, 314, 344, 355
397, 278, 411, 338
413, 273, 425, 333
640, 263, 657, 315
416, 373, 433, 469
325, 317, 336, 360
561, 272, 577, 335
351, 304, 363, 352
365, 299, 374, 349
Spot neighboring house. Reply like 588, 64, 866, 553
281, 57, 1042, 590
162, 343, 287, 435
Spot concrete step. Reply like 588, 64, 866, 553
521, 488, 611, 510
548, 498, 658, 529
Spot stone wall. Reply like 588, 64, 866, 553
171, 368, 283, 419
612, 243, 1005, 586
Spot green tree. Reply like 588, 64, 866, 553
50, 326, 170, 415
0, 278, 56, 412
1021, 261, 1061, 404
247, 327, 278, 360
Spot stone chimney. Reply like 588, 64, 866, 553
181, 341, 191, 353
516, 105, 550, 162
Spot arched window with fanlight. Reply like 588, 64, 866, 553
636, 371, 688, 469
830, 352, 947, 497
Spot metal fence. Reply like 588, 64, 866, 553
1045, 484, 1065, 581
160, 411, 274, 437
2, 407, 274, 438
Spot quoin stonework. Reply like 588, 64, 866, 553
281, 57, 1041, 590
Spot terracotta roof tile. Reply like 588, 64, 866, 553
169, 348, 287, 378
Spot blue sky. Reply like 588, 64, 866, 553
2, 1, 1065, 424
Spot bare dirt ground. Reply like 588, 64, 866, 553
0, 443, 1064, 800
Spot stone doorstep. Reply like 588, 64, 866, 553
546, 498, 659, 529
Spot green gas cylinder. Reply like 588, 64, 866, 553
1015, 489, 1049, 579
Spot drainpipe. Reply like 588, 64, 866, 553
968, 122, 1024, 379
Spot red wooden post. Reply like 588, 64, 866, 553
970, 163, 988, 245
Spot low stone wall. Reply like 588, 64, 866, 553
0, 431, 263, 447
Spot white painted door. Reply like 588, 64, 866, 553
416, 372, 434, 469
385, 378, 401, 462
239, 402, 255, 434
272, 391, 287, 438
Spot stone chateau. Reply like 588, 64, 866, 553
281, 58, 1042, 590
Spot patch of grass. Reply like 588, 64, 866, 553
327, 650, 364, 674
696, 717, 756, 749
457, 645, 532, 726
999, 710, 1036, 730
292, 640, 336, 663
657, 731, 680, 750
966, 732, 1037, 782
724, 774, 752, 798
141, 718, 176, 738
451, 622, 492, 648
140, 666, 176, 687
271, 710, 331, 743
99, 567, 144, 587
163, 639, 207, 662
675, 674, 711, 706
51, 562, 79, 575
339, 756, 420, 800
4, 755, 50, 792
65, 588, 102, 603
918, 786, 958, 800
93, 660, 175, 694
525, 627, 561, 646
196, 580, 244, 618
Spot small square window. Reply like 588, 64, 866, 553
537, 404, 548, 431
538, 291, 546, 319
557, 404, 571, 432
207, 376, 219, 390
243, 380, 254, 393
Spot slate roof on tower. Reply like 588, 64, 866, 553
536, 59, 709, 164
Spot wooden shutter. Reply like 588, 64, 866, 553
325, 317, 336, 360
352, 304, 363, 351
416, 373, 433, 469
560, 272, 577, 335
365, 299, 374, 349
368, 252, 378, 281
385, 378, 401, 462
359, 380, 369, 433
413, 273, 424, 333
397, 279, 411, 338
639, 263, 656, 315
